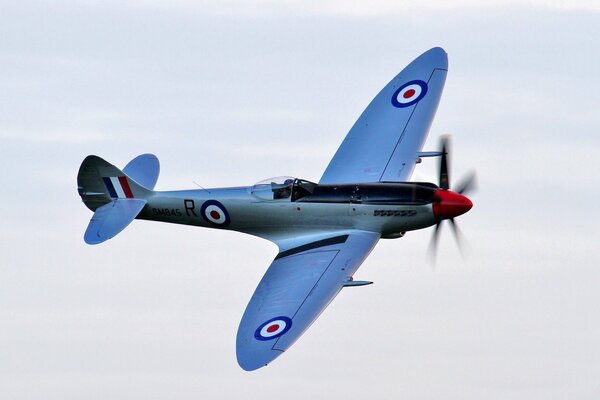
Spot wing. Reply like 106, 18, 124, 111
236, 230, 380, 371
319, 47, 448, 184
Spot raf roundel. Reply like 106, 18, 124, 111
254, 316, 293, 341
391, 80, 428, 108
200, 200, 231, 227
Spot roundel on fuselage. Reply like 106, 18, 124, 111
200, 200, 231, 227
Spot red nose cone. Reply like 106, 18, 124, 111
432, 190, 473, 220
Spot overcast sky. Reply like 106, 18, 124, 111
1, 1, 599, 399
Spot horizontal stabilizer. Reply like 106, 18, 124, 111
84, 199, 147, 245
123, 154, 160, 190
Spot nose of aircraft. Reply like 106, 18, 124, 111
432, 190, 473, 220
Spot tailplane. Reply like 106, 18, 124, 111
77, 155, 159, 244
123, 154, 160, 190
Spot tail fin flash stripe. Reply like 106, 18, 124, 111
110, 177, 126, 198
102, 177, 118, 198
118, 176, 134, 198
103, 176, 135, 199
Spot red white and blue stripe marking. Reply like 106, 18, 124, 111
103, 176, 134, 199
254, 316, 292, 341
391, 80, 428, 108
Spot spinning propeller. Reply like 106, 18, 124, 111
429, 136, 476, 260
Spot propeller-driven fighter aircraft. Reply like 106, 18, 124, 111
77, 47, 474, 371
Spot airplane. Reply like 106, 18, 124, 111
77, 47, 475, 371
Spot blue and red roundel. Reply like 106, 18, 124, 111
391, 80, 428, 108
254, 316, 292, 341
200, 200, 230, 227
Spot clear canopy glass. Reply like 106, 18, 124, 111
251, 176, 296, 200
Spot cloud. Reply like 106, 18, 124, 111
1, 130, 115, 143
116, 0, 600, 15
2, 4, 600, 399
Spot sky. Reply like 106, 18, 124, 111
1, 1, 599, 399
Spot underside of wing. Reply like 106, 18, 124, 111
236, 230, 380, 371
320, 47, 448, 184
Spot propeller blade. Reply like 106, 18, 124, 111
439, 136, 450, 190
448, 218, 464, 256
428, 221, 443, 263
455, 171, 478, 195
427, 135, 474, 263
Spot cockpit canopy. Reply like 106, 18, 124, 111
251, 177, 317, 201
251, 178, 437, 205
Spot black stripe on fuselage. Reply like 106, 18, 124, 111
293, 182, 437, 205
274, 235, 349, 260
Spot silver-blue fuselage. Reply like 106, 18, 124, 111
137, 185, 437, 243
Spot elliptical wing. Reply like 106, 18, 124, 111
320, 47, 448, 184
236, 230, 380, 370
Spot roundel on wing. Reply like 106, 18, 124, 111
254, 316, 293, 341
391, 80, 428, 108
200, 200, 231, 227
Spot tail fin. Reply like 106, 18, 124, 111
77, 155, 158, 245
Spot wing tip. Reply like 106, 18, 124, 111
236, 349, 281, 371
237, 360, 267, 372
414, 46, 448, 70
83, 232, 104, 245
236, 330, 286, 371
